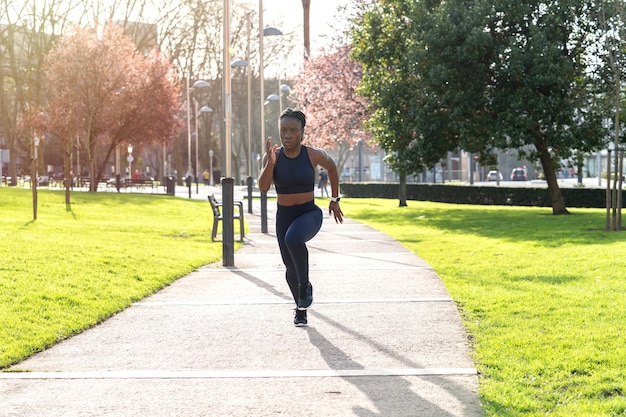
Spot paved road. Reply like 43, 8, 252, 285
1, 186, 482, 416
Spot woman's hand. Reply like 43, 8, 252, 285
258, 137, 279, 193
266, 137, 279, 167
329, 201, 344, 224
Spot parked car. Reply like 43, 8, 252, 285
510, 167, 527, 181
487, 170, 503, 181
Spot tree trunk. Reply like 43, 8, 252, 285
302, 0, 311, 59
398, 172, 407, 207
64, 136, 71, 207
93, 146, 115, 193
535, 136, 569, 215
89, 158, 97, 192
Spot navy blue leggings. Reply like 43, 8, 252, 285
275, 201, 323, 304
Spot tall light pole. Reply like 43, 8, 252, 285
193, 100, 198, 191
195, 105, 213, 193
259, 0, 283, 233
264, 82, 290, 144
223, 0, 235, 266
186, 77, 209, 179
265, 82, 290, 113
232, 13, 253, 178
127, 143, 133, 179
196, 106, 213, 190
32, 135, 40, 220
209, 149, 214, 186
231, 58, 250, 176
232, 57, 256, 214
265, 94, 279, 105
186, 76, 192, 177
259, 10, 268, 234
264, 94, 279, 141
279, 83, 291, 113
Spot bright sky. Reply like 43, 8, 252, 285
245, 0, 351, 58
3, 0, 352, 77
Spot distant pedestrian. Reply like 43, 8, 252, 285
258, 108, 343, 327
203, 169, 210, 186
318, 168, 329, 197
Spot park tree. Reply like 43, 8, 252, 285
292, 45, 370, 175
43, 22, 182, 195
351, 1, 426, 206
352, 0, 608, 214
0, 0, 82, 184
449, 0, 606, 215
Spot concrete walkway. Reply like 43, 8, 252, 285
1, 187, 481, 416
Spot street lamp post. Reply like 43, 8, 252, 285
264, 94, 279, 142
259, 3, 283, 232
186, 77, 209, 188
76, 135, 81, 186
264, 82, 290, 142
186, 77, 192, 177
264, 94, 279, 105
232, 58, 255, 214
198, 105, 213, 191
209, 149, 214, 186
127, 143, 133, 179
32, 135, 40, 220
223, 0, 235, 266
193, 100, 198, 193
231, 59, 251, 178
279, 83, 290, 112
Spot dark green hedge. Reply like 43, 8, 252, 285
340, 182, 619, 208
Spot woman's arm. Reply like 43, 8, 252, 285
309, 148, 339, 196
308, 147, 343, 223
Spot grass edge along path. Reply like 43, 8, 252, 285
0, 188, 240, 369
343, 198, 626, 417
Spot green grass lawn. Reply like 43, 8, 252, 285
0, 188, 238, 368
2, 188, 626, 415
343, 199, 626, 416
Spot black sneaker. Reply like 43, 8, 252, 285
294, 309, 308, 327
297, 283, 313, 310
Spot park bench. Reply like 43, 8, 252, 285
82, 178, 110, 191
123, 178, 157, 193
208, 194, 245, 242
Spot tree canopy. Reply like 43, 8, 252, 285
351, 0, 611, 214
43, 22, 182, 192
292, 45, 370, 171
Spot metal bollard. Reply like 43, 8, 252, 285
246, 176, 253, 214
261, 192, 268, 233
222, 177, 235, 266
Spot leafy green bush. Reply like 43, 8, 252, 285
340, 182, 617, 208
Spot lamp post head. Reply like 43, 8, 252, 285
263, 27, 283, 36
280, 84, 291, 94
192, 80, 210, 89
127, 144, 133, 154
231, 59, 248, 68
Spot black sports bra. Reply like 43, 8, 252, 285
273, 146, 315, 194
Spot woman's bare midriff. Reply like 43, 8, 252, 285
277, 191, 315, 206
